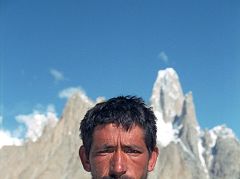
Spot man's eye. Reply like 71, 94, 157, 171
97, 148, 114, 154
124, 148, 141, 154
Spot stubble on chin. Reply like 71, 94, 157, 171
91, 174, 148, 179
101, 176, 134, 179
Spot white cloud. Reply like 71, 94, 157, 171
50, 69, 64, 82
59, 87, 86, 99
158, 51, 169, 64
15, 105, 58, 142
0, 113, 23, 149
0, 129, 23, 149
0, 105, 59, 148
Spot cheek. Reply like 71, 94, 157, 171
128, 155, 149, 176
90, 156, 111, 176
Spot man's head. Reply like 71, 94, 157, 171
79, 96, 158, 179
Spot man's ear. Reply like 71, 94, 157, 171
148, 147, 159, 172
79, 146, 91, 172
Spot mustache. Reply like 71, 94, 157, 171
102, 176, 134, 179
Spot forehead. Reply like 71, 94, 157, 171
92, 123, 146, 146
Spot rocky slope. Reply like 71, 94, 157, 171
0, 68, 239, 179
0, 93, 93, 179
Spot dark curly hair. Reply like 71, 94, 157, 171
80, 96, 157, 158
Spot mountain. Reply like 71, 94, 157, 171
0, 94, 93, 179
149, 68, 240, 179
0, 68, 239, 179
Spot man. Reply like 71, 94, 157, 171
79, 96, 159, 179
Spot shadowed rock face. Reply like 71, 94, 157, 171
0, 68, 239, 179
210, 137, 240, 179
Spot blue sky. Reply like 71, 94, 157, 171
0, 0, 240, 144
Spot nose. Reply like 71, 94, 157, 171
109, 150, 127, 177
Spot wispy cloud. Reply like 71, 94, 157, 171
50, 69, 65, 82
59, 87, 86, 99
158, 51, 169, 64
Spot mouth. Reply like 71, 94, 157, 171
102, 176, 134, 179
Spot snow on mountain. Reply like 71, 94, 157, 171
150, 68, 240, 179
150, 68, 184, 123
209, 125, 236, 142
154, 111, 177, 147
150, 68, 185, 147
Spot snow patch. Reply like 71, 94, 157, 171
150, 68, 184, 121
155, 111, 176, 147
209, 125, 235, 148
196, 126, 209, 175
198, 137, 208, 174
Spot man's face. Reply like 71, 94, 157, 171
80, 123, 158, 179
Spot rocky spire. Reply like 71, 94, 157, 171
150, 68, 184, 123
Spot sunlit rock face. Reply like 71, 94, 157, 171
0, 68, 239, 179
0, 93, 93, 179
150, 68, 184, 123
149, 68, 240, 179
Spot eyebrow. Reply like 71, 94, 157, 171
122, 144, 144, 151
96, 144, 144, 151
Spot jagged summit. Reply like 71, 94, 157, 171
150, 68, 184, 123
150, 69, 199, 149
209, 125, 236, 140
149, 68, 240, 179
